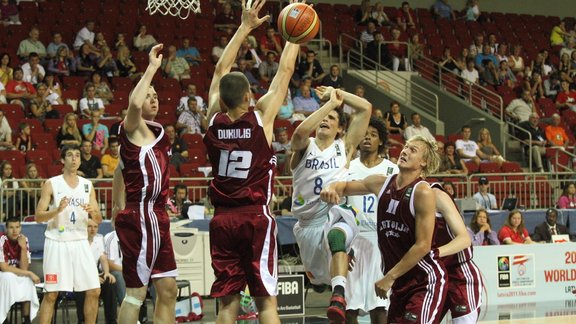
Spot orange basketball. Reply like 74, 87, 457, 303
277, 3, 320, 44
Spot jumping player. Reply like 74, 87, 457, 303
290, 85, 371, 322
321, 135, 446, 323
431, 183, 483, 323
36, 144, 102, 324
345, 117, 398, 323
111, 43, 178, 323
203, 0, 300, 322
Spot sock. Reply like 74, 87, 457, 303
331, 275, 346, 297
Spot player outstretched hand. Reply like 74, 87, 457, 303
241, 0, 270, 30
148, 44, 163, 69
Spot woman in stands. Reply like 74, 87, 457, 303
557, 182, 576, 209
0, 161, 19, 221
116, 45, 143, 82
439, 142, 468, 174
47, 46, 76, 78
442, 181, 457, 198
508, 45, 525, 77
88, 71, 114, 105
384, 101, 407, 134
56, 112, 82, 147
558, 53, 573, 83
468, 209, 500, 246
498, 209, 535, 244
439, 47, 460, 74
20, 162, 44, 214
477, 127, 506, 166
0, 52, 13, 85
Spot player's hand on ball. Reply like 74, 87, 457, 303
241, 0, 270, 30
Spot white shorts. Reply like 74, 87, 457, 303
0, 272, 40, 322
42, 238, 100, 292
346, 231, 389, 314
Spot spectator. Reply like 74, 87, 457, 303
293, 84, 320, 116
43, 73, 64, 104
469, 33, 484, 57
259, 26, 283, 56
559, 53, 573, 83
545, 113, 570, 149
237, 36, 260, 69
20, 163, 43, 214
56, 112, 83, 147
0, 0, 19, 26
79, 82, 105, 118
408, 33, 424, 67
16, 27, 46, 60
532, 208, 570, 242
508, 44, 525, 77
505, 90, 537, 123
77, 140, 103, 179
530, 51, 552, 77
433, 0, 455, 20
498, 210, 534, 244
0, 161, 19, 218
365, 31, 391, 69
0, 80, 6, 104
82, 110, 109, 154
89, 71, 114, 105
550, 20, 570, 47
0, 52, 13, 85
101, 138, 120, 178
479, 59, 499, 87
555, 79, 576, 111
461, 58, 479, 84
46, 32, 70, 59
47, 46, 76, 78
21, 52, 45, 85
277, 91, 295, 121
75, 44, 98, 77
355, 0, 373, 26
557, 182, 576, 209
93, 32, 108, 51
167, 184, 192, 218
176, 97, 207, 135
495, 43, 509, 63
360, 21, 378, 48
176, 37, 202, 66
162, 45, 191, 81
518, 113, 547, 172
455, 47, 470, 71
498, 60, 517, 88
114, 33, 127, 50
487, 33, 499, 54
73, 21, 99, 53
396, 1, 416, 30
524, 72, 545, 100
0, 109, 13, 151
294, 76, 321, 103
439, 141, 468, 174
464, 0, 481, 22
133, 24, 158, 52
237, 58, 263, 94
165, 125, 188, 170
5, 67, 36, 109
321, 65, 344, 89
442, 180, 456, 198
96, 46, 119, 78
456, 125, 481, 165
177, 83, 206, 115
116, 45, 143, 81
477, 127, 506, 166
0, 217, 40, 324
272, 127, 292, 173
384, 101, 407, 134
211, 35, 228, 64
475, 44, 498, 72
467, 209, 500, 246
297, 50, 326, 84
30, 82, 59, 121
560, 39, 575, 61
438, 47, 460, 74
258, 51, 279, 83
404, 112, 434, 141
14, 122, 31, 153
473, 176, 497, 210
109, 108, 127, 138
370, 1, 392, 27
214, 2, 238, 34
387, 28, 410, 71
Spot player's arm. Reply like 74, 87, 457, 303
0, 261, 39, 282
124, 44, 163, 134
35, 179, 62, 223
207, 0, 270, 120
338, 90, 372, 157
18, 236, 30, 271
257, 42, 299, 142
375, 182, 436, 298
99, 253, 116, 284
290, 89, 344, 169
86, 185, 102, 224
321, 174, 386, 204
434, 188, 471, 258
111, 165, 126, 224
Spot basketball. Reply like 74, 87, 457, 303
277, 3, 320, 44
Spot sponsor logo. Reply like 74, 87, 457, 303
45, 274, 58, 284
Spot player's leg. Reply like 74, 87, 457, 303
38, 291, 58, 324
346, 309, 359, 324
118, 286, 148, 323
327, 222, 354, 322
369, 307, 388, 324
254, 296, 280, 324
21, 301, 31, 324
217, 294, 242, 324
83, 287, 101, 324
152, 277, 177, 323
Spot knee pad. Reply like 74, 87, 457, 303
327, 228, 346, 255
123, 295, 144, 307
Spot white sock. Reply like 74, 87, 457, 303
331, 275, 346, 290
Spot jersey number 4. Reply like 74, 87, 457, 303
218, 150, 252, 179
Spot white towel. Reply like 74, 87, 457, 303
0, 272, 39, 322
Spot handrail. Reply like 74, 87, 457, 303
507, 122, 533, 172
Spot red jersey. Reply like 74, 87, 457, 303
377, 175, 442, 279
118, 120, 171, 210
0, 234, 29, 267
203, 111, 276, 207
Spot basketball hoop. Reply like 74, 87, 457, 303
146, 0, 201, 19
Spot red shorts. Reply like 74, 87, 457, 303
209, 205, 277, 298
116, 206, 177, 288
442, 261, 484, 318
388, 258, 447, 323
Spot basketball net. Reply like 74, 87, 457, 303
146, 0, 201, 19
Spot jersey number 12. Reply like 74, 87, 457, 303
218, 150, 252, 179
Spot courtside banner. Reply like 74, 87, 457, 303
277, 274, 305, 316
473, 243, 576, 305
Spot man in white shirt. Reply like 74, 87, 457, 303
404, 112, 435, 141
177, 83, 205, 115
79, 83, 105, 118
21, 53, 45, 85
505, 90, 536, 123
461, 59, 479, 84
455, 125, 481, 165
73, 20, 98, 53
473, 176, 497, 210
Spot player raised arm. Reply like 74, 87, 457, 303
207, 0, 270, 120
434, 188, 472, 257
321, 174, 387, 205
375, 182, 436, 298
111, 165, 125, 224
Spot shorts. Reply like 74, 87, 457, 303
42, 238, 100, 292
209, 205, 277, 298
115, 206, 177, 288
442, 261, 483, 320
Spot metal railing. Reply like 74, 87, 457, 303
507, 123, 533, 172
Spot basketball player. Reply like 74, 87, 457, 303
111, 43, 178, 323
36, 144, 102, 324
321, 135, 446, 324
345, 117, 398, 323
203, 0, 300, 323
290, 85, 371, 322
431, 183, 483, 323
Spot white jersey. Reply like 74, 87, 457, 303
347, 158, 399, 232
292, 138, 348, 221
45, 175, 93, 241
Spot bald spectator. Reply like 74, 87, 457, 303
404, 112, 435, 141
178, 83, 205, 115
545, 113, 570, 149
162, 45, 191, 81
17, 27, 47, 61
293, 84, 320, 117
